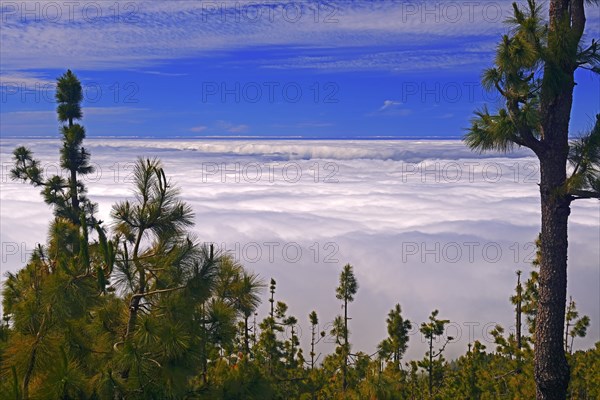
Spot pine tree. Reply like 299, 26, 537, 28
308, 311, 325, 371
12, 70, 95, 225
108, 158, 234, 397
564, 297, 590, 354
5, 70, 114, 399
377, 304, 411, 372
237, 272, 264, 356
464, 1, 600, 397
418, 309, 452, 397
335, 263, 358, 392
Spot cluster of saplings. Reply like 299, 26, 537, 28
0, 71, 598, 399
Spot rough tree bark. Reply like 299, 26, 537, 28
534, 1, 585, 398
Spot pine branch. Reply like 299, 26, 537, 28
569, 189, 600, 200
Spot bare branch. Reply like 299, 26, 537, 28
131, 285, 187, 300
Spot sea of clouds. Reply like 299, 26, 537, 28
1, 139, 598, 361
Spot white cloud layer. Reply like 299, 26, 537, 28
1, 139, 598, 361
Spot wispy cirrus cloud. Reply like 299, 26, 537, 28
0, 71, 55, 89
259, 48, 496, 72
0, 1, 523, 73
3, 1, 598, 75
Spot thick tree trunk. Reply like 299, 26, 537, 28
535, 153, 572, 400
534, 1, 582, 396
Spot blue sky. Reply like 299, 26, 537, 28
1, 0, 599, 139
